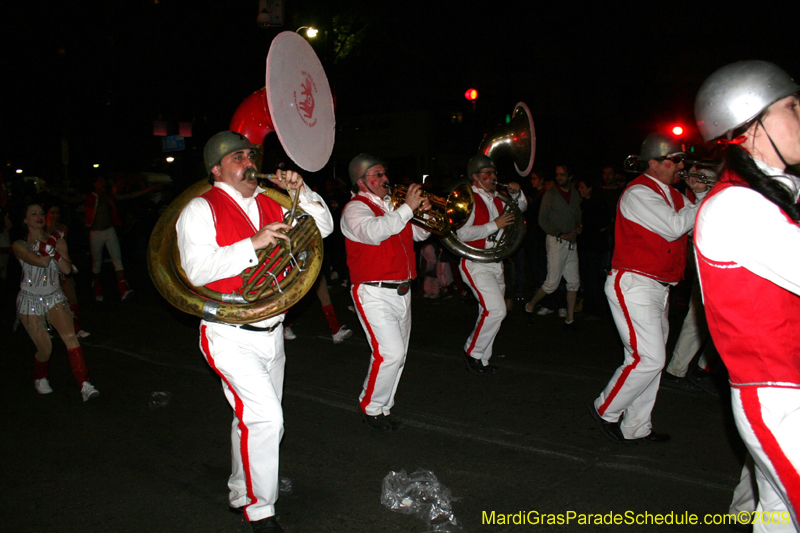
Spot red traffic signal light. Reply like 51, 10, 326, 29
464, 88, 478, 101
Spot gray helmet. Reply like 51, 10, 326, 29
467, 154, 496, 177
695, 60, 800, 142
348, 153, 385, 185
203, 131, 260, 176
640, 132, 685, 162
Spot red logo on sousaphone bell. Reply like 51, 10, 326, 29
294, 72, 318, 127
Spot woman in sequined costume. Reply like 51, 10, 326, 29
13, 202, 100, 401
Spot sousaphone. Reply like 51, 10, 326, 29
147, 32, 335, 324
440, 102, 535, 262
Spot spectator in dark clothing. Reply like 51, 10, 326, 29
576, 177, 612, 319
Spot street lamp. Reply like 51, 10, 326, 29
295, 26, 318, 38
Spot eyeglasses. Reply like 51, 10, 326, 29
659, 155, 684, 164
480, 170, 498, 176
365, 171, 388, 179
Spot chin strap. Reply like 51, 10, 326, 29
758, 118, 791, 169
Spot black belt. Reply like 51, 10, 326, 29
228, 322, 282, 333
362, 281, 411, 295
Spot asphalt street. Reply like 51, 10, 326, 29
1, 257, 749, 533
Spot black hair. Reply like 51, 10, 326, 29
723, 144, 800, 221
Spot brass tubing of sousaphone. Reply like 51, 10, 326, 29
240, 216, 317, 302
147, 180, 323, 324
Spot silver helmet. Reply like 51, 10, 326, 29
348, 153, 385, 185
203, 131, 260, 176
467, 154, 496, 177
639, 132, 684, 161
694, 61, 800, 142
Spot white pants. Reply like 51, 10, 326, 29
89, 227, 124, 273
666, 269, 716, 377
460, 259, 506, 364
351, 283, 411, 416
731, 386, 800, 533
199, 321, 285, 522
595, 270, 669, 439
541, 235, 580, 293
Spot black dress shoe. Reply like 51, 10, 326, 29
464, 352, 493, 375
661, 372, 704, 392
588, 401, 624, 443
362, 413, 392, 433
626, 431, 671, 445
385, 414, 404, 431
249, 516, 283, 533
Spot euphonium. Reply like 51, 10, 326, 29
386, 182, 474, 235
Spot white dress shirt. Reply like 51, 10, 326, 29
695, 160, 800, 296
176, 181, 333, 288
620, 174, 706, 242
456, 186, 528, 245
340, 191, 430, 245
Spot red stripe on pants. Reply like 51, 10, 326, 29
740, 387, 800, 517
200, 325, 259, 519
461, 258, 488, 356
599, 271, 641, 416
352, 284, 385, 414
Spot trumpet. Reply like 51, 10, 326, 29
385, 183, 474, 235
677, 170, 717, 185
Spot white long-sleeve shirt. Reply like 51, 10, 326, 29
695, 161, 800, 296
619, 174, 706, 241
340, 191, 430, 245
456, 186, 528, 245
176, 181, 333, 288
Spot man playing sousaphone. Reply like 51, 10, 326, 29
176, 131, 333, 533
457, 154, 527, 374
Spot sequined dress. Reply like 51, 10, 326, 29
16, 240, 68, 317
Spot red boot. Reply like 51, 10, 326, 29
116, 270, 133, 301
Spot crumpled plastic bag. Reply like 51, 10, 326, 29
381, 469, 465, 532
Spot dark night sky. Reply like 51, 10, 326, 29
3, 0, 799, 185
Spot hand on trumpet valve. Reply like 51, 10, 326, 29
404, 183, 430, 212
251, 221, 292, 251
506, 181, 521, 195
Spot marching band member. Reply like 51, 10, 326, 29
693, 61, 800, 530
341, 154, 430, 432
457, 155, 526, 374
176, 131, 333, 533
591, 132, 707, 445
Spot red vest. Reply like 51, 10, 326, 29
611, 175, 688, 283
344, 196, 416, 284
201, 186, 284, 294
84, 192, 122, 227
696, 171, 800, 386
466, 192, 505, 248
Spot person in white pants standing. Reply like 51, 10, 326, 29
457, 154, 526, 374
341, 154, 430, 433
590, 132, 707, 445
177, 131, 333, 533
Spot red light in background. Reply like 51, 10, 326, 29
672, 125, 684, 136
464, 88, 478, 101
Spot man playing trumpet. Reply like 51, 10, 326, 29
341, 154, 431, 432
176, 131, 333, 533
457, 155, 527, 374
